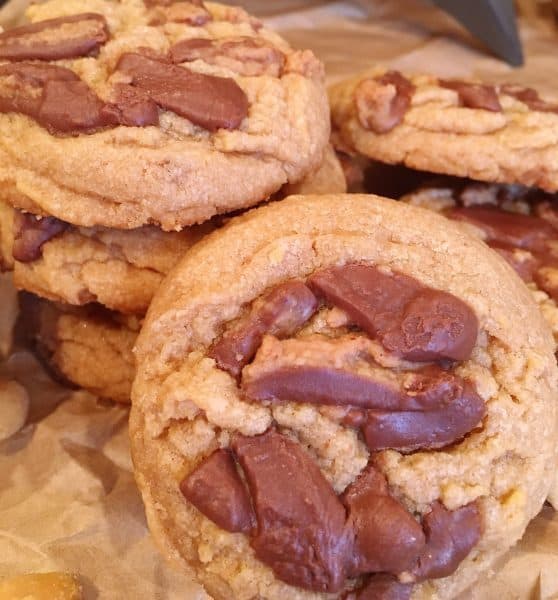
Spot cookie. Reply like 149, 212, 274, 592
130, 194, 558, 600
19, 293, 137, 403
330, 68, 558, 192
0, 0, 329, 230
401, 181, 558, 349
0, 201, 212, 314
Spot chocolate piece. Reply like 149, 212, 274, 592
343, 466, 425, 575
0, 62, 119, 134
448, 206, 557, 254
360, 380, 486, 452
233, 430, 350, 593
355, 71, 415, 134
209, 281, 318, 378
352, 575, 413, 600
115, 52, 248, 131
414, 501, 482, 580
0, 62, 78, 118
308, 264, 478, 362
107, 84, 159, 127
39, 79, 118, 134
146, 0, 211, 26
12, 212, 68, 262
447, 206, 558, 298
243, 334, 475, 412
501, 84, 558, 113
180, 449, 255, 533
170, 37, 285, 77
439, 80, 502, 112
0, 13, 109, 61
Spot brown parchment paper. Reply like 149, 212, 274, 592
2, 1, 558, 598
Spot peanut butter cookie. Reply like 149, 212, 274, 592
130, 194, 558, 600
0, 0, 329, 230
330, 68, 558, 192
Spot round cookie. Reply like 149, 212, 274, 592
0, 0, 329, 230
401, 181, 558, 349
330, 68, 558, 192
130, 194, 558, 600
0, 201, 212, 314
19, 293, 137, 403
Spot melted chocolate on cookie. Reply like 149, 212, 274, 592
179, 264, 485, 596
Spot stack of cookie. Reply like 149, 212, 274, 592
0, 0, 343, 402
330, 68, 558, 352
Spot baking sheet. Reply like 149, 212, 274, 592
1, 1, 558, 598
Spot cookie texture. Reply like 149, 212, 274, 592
0, 201, 212, 313
281, 144, 346, 196
401, 182, 558, 350
330, 68, 558, 192
20, 293, 137, 403
0, 0, 329, 230
130, 194, 558, 600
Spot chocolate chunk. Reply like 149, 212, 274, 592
414, 501, 482, 580
243, 335, 475, 412
115, 52, 248, 131
12, 211, 68, 262
352, 575, 413, 600
38, 79, 118, 134
232, 430, 350, 593
448, 206, 558, 298
170, 37, 285, 77
501, 84, 558, 113
439, 80, 502, 112
180, 449, 255, 533
308, 264, 478, 362
355, 71, 415, 134
448, 206, 557, 254
106, 84, 159, 127
146, 0, 211, 26
209, 281, 318, 378
0, 62, 118, 134
0, 13, 109, 61
0, 62, 77, 118
360, 380, 486, 452
343, 466, 425, 575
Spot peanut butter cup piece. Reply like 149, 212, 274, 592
115, 52, 249, 131
209, 281, 317, 378
440, 80, 502, 112
0, 13, 109, 61
242, 335, 476, 412
355, 71, 415, 134
308, 264, 478, 362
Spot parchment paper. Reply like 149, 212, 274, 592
2, 2, 558, 598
